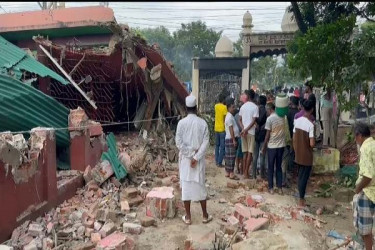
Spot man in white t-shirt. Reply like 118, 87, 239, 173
239, 89, 259, 179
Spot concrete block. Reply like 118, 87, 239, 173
99, 221, 116, 238
140, 216, 156, 227
145, 186, 176, 219
96, 231, 135, 250
123, 223, 143, 235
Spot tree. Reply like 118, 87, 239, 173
172, 21, 222, 81
233, 38, 243, 57
288, 16, 360, 111
135, 21, 222, 82
135, 26, 175, 62
289, 2, 375, 34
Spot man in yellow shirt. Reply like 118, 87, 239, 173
215, 94, 227, 167
353, 122, 375, 250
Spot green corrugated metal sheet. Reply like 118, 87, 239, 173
0, 35, 68, 84
0, 74, 70, 147
101, 133, 127, 180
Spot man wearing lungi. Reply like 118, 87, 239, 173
175, 94, 213, 225
224, 97, 240, 180
353, 122, 375, 250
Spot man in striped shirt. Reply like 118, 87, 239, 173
293, 99, 315, 208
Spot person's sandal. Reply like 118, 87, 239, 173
202, 215, 213, 224
182, 215, 192, 225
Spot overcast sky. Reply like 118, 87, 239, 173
0, 2, 290, 41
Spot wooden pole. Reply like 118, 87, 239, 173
39, 45, 98, 110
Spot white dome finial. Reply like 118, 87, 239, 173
281, 7, 298, 32
215, 35, 233, 57
243, 11, 253, 27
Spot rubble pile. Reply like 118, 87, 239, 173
116, 129, 179, 177
3, 129, 181, 250
5, 168, 148, 250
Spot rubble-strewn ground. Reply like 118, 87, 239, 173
3, 132, 360, 250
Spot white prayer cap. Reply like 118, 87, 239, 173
185, 94, 197, 108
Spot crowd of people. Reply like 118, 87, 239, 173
175, 84, 375, 250
214, 82, 325, 206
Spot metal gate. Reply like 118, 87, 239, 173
199, 71, 242, 114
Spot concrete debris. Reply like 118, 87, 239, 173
5, 152, 145, 249
145, 186, 176, 219
232, 230, 288, 250
116, 129, 179, 178
123, 222, 143, 235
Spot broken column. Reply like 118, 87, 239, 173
145, 186, 176, 219
69, 107, 104, 172
0, 128, 57, 243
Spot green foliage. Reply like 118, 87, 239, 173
345, 131, 354, 143
233, 38, 243, 57
134, 21, 222, 82
289, 2, 375, 33
136, 26, 175, 62
251, 56, 304, 90
287, 15, 365, 112
201, 113, 215, 146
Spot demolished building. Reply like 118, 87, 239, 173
0, 5, 188, 243
0, 6, 188, 130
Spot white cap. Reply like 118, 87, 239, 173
185, 95, 197, 108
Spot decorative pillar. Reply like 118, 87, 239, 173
241, 11, 253, 91
192, 58, 199, 104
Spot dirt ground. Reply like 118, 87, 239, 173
136, 147, 356, 250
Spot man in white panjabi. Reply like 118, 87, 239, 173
175, 94, 213, 225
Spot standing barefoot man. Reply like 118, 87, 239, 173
176, 95, 212, 225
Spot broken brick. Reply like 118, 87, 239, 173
184, 225, 215, 250
145, 186, 176, 219
69, 107, 89, 131
234, 203, 265, 224
239, 179, 256, 189
42, 238, 53, 250
71, 241, 95, 250
23, 241, 38, 250
99, 221, 116, 238
96, 231, 135, 250
121, 188, 139, 199
86, 180, 99, 192
227, 215, 239, 226
243, 218, 269, 233
28, 223, 43, 237
127, 195, 144, 207
220, 223, 236, 235
88, 121, 103, 137
97, 209, 118, 223
91, 160, 114, 185
91, 232, 102, 244
120, 200, 130, 213
227, 181, 239, 189
83, 165, 93, 184
110, 177, 122, 188
94, 221, 103, 231
246, 196, 258, 207
123, 223, 143, 235
82, 214, 95, 228
85, 227, 94, 237
46, 222, 54, 234
140, 216, 156, 227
